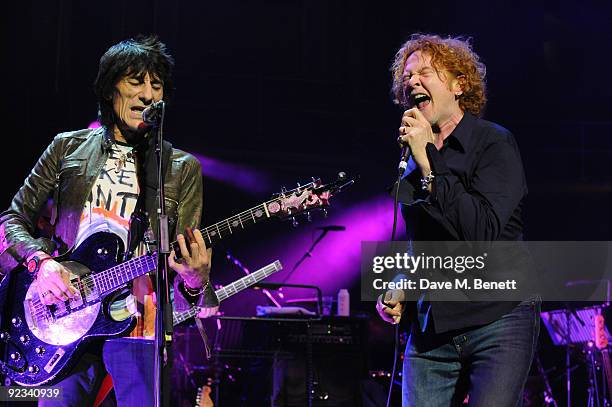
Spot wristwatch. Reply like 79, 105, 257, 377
26, 255, 50, 275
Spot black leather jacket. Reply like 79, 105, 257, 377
0, 127, 217, 308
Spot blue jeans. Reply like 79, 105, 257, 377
402, 297, 541, 407
38, 339, 156, 407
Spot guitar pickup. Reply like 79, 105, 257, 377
74, 275, 100, 303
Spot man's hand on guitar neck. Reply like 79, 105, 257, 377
169, 228, 219, 318
169, 228, 211, 292
28, 251, 78, 305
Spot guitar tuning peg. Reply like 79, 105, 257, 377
281, 186, 287, 195
337, 171, 347, 180
296, 182, 301, 191
292, 217, 298, 227
307, 212, 312, 222
323, 209, 328, 218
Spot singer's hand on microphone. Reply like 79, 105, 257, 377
398, 108, 435, 174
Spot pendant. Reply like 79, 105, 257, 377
114, 151, 133, 174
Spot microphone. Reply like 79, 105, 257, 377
142, 100, 165, 125
398, 145, 411, 175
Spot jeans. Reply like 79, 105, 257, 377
38, 339, 157, 407
402, 297, 541, 407
37, 351, 106, 407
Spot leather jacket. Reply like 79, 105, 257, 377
0, 127, 217, 308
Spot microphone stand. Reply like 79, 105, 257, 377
278, 228, 337, 407
151, 101, 172, 407
281, 228, 332, 284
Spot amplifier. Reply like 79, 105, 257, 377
211, 315, 370, 406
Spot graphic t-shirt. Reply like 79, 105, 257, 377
75, 142, 139, 249
74, 142, 158, 336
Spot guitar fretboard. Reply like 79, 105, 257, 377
172, 260, 283, 325
198, 203, 270, 247
92, 254, 157, 295
90, 201, 277, 295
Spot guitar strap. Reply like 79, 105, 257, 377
195, 317, 212, 360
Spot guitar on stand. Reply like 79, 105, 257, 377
594, 311, 612, 405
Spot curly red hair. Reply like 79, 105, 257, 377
391, 33, 487, 116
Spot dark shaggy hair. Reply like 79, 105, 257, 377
391, 33, 487, 116
93, 35, 175, 129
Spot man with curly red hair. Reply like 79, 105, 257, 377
376, 34, 539, 406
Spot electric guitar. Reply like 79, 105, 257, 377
195, 384, 214, 407
594, 312, 612, 403
0, 174, 355, 386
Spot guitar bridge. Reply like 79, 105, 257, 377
24, 298, 55, 329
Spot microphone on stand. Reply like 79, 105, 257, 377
142, 100, 165, 125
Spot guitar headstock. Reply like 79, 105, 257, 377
595, 314, 609, 350
195, 385, 213, 407
266, 172, 357, 222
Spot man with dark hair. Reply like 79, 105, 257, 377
0, 35, 218, 405
376, 33, 539, 406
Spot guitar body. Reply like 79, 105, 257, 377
0, 232, 136, 386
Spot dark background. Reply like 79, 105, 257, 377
3, 0, 612, 405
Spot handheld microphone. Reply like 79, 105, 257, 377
316, 225, 346, 231
142, 100, 165, 124
398, 145, 411, 175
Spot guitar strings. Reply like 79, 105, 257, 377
173, 264, 279, 323
31, 263, 278, 323
28, 191, 306, 320
192, 189, 324, 246
30, 256, 157, 320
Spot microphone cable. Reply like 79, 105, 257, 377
385, 160, 406, 407
385, 323, 400, 407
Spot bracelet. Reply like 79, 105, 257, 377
420, 171, 435, 190
183, 280, 209, 297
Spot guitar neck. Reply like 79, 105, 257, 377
172, 260, 282, 325
198, 202, 271, 247
93, 254, 157, 296
92, 201, 275, 296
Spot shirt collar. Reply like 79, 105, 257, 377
443, 111, 477, 153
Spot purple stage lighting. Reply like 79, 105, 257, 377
272, 194, 405, 294
192, 153, 273, 193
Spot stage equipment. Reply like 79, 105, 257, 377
542, 304, 612, 406
210, 314, 369, 407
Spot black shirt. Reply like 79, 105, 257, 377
398, 111, 528, 333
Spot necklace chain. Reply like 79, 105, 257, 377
113, 144, 135, 174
